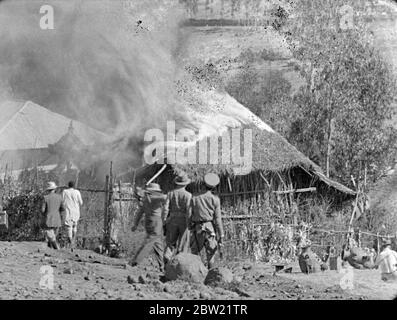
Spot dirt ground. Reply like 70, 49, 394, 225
0, 241, 396, 300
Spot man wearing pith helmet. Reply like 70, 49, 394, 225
189, 172, 224, 269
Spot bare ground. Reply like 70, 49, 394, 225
0, 241, 396, 300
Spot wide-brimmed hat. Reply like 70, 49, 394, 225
145, 183, 162, 192
174, 174, 191, 186
383, 239, 392, 246
204, 173, 220, 188
46, 181, 57, 190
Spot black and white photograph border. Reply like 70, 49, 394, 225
0, 0, 396, 307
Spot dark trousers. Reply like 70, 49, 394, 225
190, 222, 218, 269
133, 215, 164, 268
164, 217, 188, 263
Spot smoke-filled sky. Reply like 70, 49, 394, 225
0, 0, 190, 139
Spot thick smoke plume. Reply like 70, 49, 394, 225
0, 0, 191, 170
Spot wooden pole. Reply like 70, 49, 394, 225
103, 174, 110, 252
108, 162, 114, 249
325, 118, 334, 178
132, 169, 136, 190
118, 179, 123, 225
75, 170, 80, 188
146, 164, 167, 186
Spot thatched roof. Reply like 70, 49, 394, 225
143, 79, 355, 196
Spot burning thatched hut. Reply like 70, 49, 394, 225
132, 84, 356, 260
136, 84, 354, 204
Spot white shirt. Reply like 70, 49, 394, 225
62, 188, 83, 223
375, 247, 397, 274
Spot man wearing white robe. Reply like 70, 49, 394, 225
62, 181, 83, 248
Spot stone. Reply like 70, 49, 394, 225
138, 275, 147, 284
204, 267, 234, 287
163, 284, 171, 293
64, 268, 74, 274
165, 253, 208, 283
199, 292, 211, 300
127, 275, 139, 284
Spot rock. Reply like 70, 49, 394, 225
242, 264, 252, 271
127, 275, 139, 284
165, 253, 207, 283
163, 284, 171, 293
199, 292, 211, 300
204, 267, 234, 287
64, 268, 74, 274
146, 272, 158, 280
84, 275, 90, 281
152, 280, 164, 290
233, 287, 251, 297
138, 275, 147, 284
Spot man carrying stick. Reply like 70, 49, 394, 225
130, 183, 167, 271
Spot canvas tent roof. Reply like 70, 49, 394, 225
144, 79, 355, 196
0, 100, 106, 151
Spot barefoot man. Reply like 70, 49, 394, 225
62, 181, 83, 249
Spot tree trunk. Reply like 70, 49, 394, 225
326, 118, 334, 178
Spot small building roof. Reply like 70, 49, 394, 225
0, 100, 107, 151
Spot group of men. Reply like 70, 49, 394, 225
41, 181, 83, 250
131, 172, 224, 270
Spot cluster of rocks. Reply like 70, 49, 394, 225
126, 253, 238, 296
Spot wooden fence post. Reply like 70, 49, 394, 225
103, 174, 110, 252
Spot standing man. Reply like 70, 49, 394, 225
62, 181, 83, 249
163, 173, 192, 265
41, 182, 64, 250
375, 239, 397, 282
190, 173, 224, 269
130, 183, 167, 270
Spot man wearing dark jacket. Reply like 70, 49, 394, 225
41, 182, 65, 250
130, 183, 167, 270
190, 173, 224, 269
